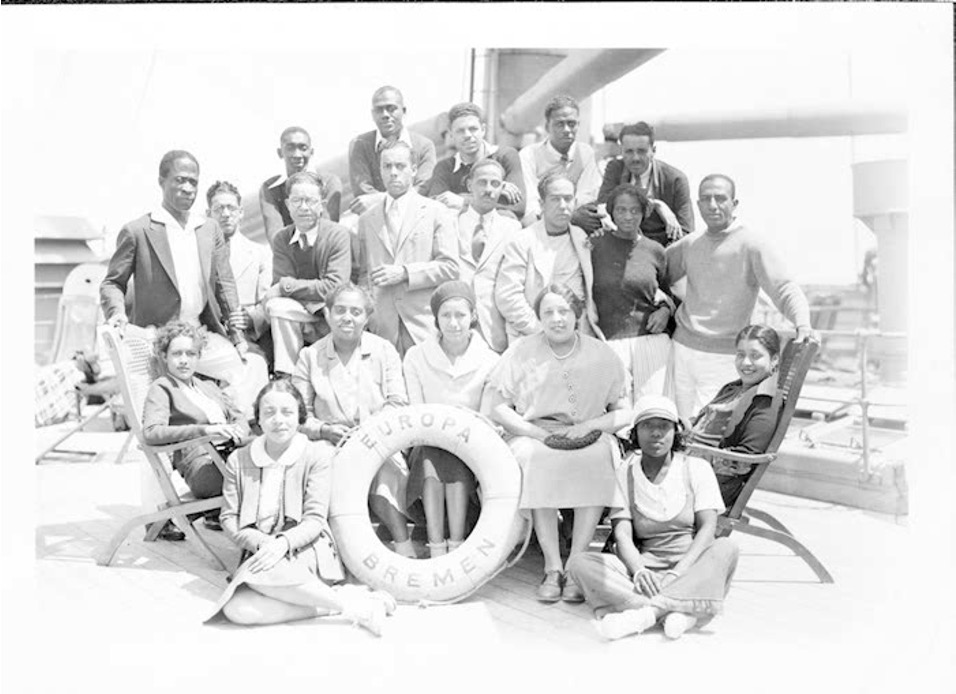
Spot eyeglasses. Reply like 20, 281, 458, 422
289, 197, 321, 208
211, 205, 240, 216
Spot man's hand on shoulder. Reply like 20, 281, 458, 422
571, 203, 602, 234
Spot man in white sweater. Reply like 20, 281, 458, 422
664, 174, 813, 420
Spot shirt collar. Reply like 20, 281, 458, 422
249, 433, 308, 469
289, 223, 319, 249
322, 332, 375, 361
452, 141, 499, 173
545, 139, 575, 163
421, 332, 491, 375
151, 206, 205, 232
464, 206, 497, 229
386, 189, 412, 218
375, 127, 413, 151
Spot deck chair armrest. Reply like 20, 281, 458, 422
685, 443, 775, 466
147, 435, 219, 454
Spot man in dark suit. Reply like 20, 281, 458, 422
259, 126, 343, 243
574, 122, 694, 247
347, 85, 437, 216
100, 150, 267, 415
264, 171, 352, 376
355, 140, 458, 357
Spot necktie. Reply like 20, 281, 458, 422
471, 220, 486, 262
386, 199, 401, 249
560, 153, 570, 169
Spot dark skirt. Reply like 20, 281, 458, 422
405, 446, 476, 506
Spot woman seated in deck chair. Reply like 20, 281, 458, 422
207, 380, 396, 635
142, 321, 251, 540
567, 395, 739, 641
684, 324, 781, 506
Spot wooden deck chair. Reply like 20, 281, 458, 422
97, 327, 229, 571
686, 337, 834, 583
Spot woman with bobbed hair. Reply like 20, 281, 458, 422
686, 324, 782, 505
590, 183, 673, 402
490, 284, 632, 603
292, 283, 416, 558
142, 320, 251, 538
208, 379, 395, 634
403, 280, 499, 557
567, 394, 739, 641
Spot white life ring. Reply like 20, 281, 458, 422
329, 403, 526, 604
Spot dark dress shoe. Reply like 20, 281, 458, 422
203, 514, 223, 532
156, 521, 186, 542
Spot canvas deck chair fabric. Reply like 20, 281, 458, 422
97, 326, 229, 571
685, 337, 834, 583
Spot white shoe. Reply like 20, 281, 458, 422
663, 612, 698, 639
595, 607, 656, 640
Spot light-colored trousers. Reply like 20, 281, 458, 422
195, 332, 268, 419
607, 333, 672, 406
566, 537, 739, 624
666, 341, 738, 422
266, 297, 323, 375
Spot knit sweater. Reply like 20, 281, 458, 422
665, 220, 811, 354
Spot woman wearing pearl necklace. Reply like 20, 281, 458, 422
489, 284, 633, 603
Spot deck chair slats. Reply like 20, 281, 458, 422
687, 337, 833, 583
97, 327, 228, 571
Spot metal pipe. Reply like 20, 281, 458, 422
604, 101, 907, 142
858, 332, 872, 476
498, 49, 665, 136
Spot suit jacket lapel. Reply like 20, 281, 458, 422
529, 223, 550, 284
476, 220, 507, 272
570, 226, 594, 292
145, 220, 179, 288
372, 202, 394, 261
394, 191, 422, 256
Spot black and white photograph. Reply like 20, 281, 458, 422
3, 3, 953, 693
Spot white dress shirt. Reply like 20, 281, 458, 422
152, 206, 207, 326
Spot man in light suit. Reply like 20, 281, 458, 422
355, 140, 459, 357
347, 86, 437, 216
206, 181, 273, 367
455, 159, 520, 354
100, 150, 267, 416
495, 172, 602, 346
265, 171, 352, 376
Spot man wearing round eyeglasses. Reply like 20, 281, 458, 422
265, 171, 352, 376
206, 181, 273, 368
518, 95, 602, 227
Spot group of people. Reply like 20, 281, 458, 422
100, 84, 814, 639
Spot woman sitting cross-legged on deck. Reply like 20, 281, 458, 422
403, 281, 499, 558
292, 283, 417, 559
142, 321, 251, 539
490, 283, 633, 604
685, 324, 781, 506
567, 394, 739, 641
207, 380, 396, 635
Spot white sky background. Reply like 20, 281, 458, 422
3, 4, 954, 692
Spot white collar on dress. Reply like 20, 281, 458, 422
249, 432, 308, 469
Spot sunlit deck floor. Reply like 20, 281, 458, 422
33, 417, 916, 693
